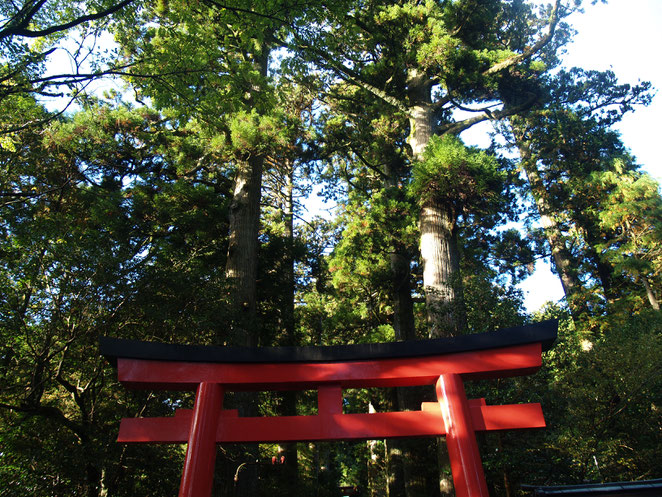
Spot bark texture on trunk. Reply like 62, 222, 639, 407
223, 49, 269, 497
225, 152, 264, 347
407, 68, 466, 340
420, 199, 465, 338
223, 47, 269, 348
406, 69, 433, 162
386, 437, 406, 497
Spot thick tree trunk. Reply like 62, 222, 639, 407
386, 436, 407, 497
223, 46, 270, 348
223, 49, 269, 497
227, 154, 262, 492
225, 152, 264, 347
407, 69, 433, 160
407, 68, 465, 340
406, 68, 457, 497
420, 199, 465, 338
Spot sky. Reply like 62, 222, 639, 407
512, 0, 662, 311
563, 0, 662, 180
38, 1, 662, 313
306, 1, 662, 313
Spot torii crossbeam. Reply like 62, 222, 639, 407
101, 320, 557, 497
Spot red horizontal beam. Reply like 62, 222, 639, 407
117, 343, 542, 391
117, 402, 545, 444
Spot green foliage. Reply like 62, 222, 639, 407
328, 189, 417, 315
595, 170, 662, 302
1, 1, 661, 496
0, 100, 235, 495
227, 109, 290, 156
411, 134, 505, 216
549, 313, 662, 480
472, 309, 662, 493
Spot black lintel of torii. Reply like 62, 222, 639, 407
100, 319, 557, 365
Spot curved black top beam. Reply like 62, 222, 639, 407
100, 320, 557, 365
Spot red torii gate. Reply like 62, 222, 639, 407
101, 320, 557, 497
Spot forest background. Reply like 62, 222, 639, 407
1, 1, 661, 497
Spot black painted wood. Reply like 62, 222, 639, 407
100, 320, 557, 365
523, 479, 662, 496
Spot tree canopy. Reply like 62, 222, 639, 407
1, 1, 660, 496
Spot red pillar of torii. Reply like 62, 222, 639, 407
100, 320, 557, 497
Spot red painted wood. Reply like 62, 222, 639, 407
421, 401, 546, 431
116, 343, 542, 391
422, 398, 485, 412
437, 374, 489, 497
117, 401, 544, 443
178, 382, 223, 497
112, 341, 550, 497
318, 385, 343, 416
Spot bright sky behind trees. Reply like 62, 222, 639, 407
565, 0, 661, 181
33, 0, 662, 313
513, 0, 662, 311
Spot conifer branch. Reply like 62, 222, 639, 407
483, 0, 561, 76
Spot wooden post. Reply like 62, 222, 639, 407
437, 373, 489, 497
179, 382, 223, 497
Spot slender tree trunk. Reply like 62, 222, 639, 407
384, 238, 413, 497
643, 278, 660, 311
511, 121, 588, 320
383, 119, 426, 497
384, 157, 417, 343
281, 159, 296, 342
390, 251, 416, 339
367, 403, 383, 497
277, 158, 299, 494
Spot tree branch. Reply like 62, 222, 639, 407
0, 0, 136, 40
438, 93, 539, 135
1, 401, 87, 440
483, 0, 561, 76
202, 0, 288, 25
289, 30, 409, 114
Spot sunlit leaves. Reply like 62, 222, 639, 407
411, 134, 504, 216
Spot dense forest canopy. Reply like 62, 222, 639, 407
1, 1, 660, 496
